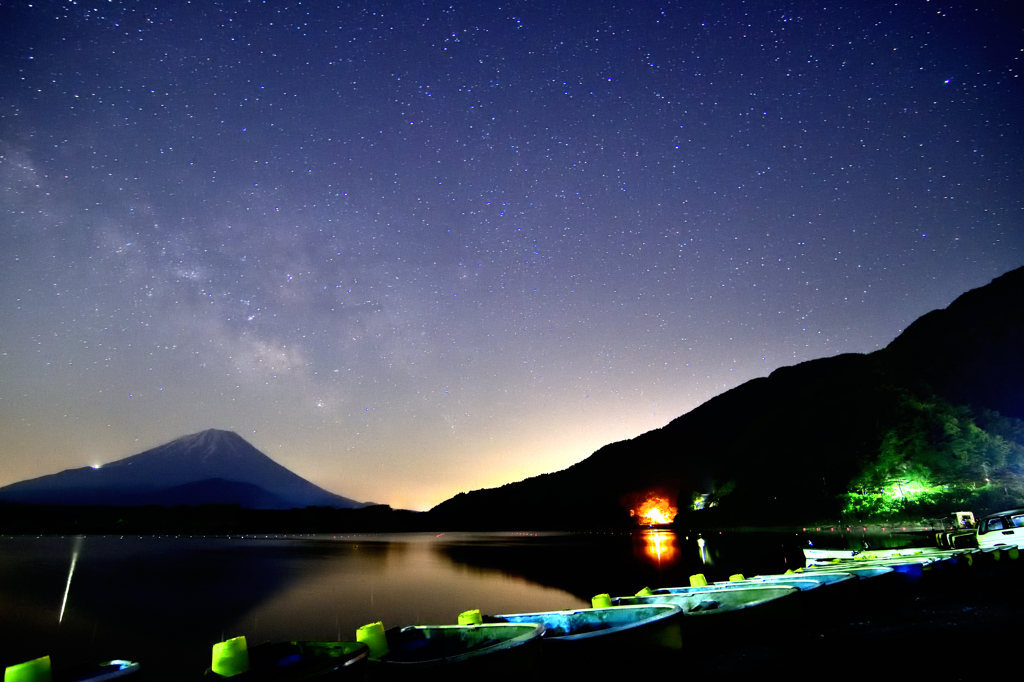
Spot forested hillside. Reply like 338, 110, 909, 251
431, 267, 1024, 527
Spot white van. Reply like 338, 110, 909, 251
976, 508, 1024, 549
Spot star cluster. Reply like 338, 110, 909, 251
1, 1, 1021, 509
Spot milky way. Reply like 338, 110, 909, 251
1, 1, 1021, 509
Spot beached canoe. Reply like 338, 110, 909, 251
4, 657, 140, 682
803, 546, 975, 565
713, 571, 857, 589
60, 660, 140, 682
795, 565, 894, 579
491, 604, 683, 651
205, 640, 369, 679
804, 557, 935, 569
630, 577, 823, 593
803, 547, 860, 561
363, 622, 543, 679
614, 584, 799, 615
483, 604, 681, 674
802, 555, 945, 582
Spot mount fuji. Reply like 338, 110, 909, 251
0, 429, 365, 510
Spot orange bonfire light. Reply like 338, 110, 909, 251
633, 495, 678, 526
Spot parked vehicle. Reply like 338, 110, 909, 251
975, 508, 1024, 550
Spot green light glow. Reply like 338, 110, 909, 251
843, 393, 1024, 519
842, 476, 952, 516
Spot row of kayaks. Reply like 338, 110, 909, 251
803, 544, 1014, 565
200, 579, 814, 678
9, 545, 1003, 680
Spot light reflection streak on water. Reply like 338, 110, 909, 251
643, 530, 677, 565
59, 536, 84, 624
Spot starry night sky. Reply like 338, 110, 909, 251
1, 1, 1021, 510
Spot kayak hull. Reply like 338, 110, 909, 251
205, 641, 368, 680
614, 584, 801, 631
495, 603, 682, 648
367, 623, 543, 681
492, 605, 682, 675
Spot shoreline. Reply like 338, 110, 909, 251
650, 550, 1018, 680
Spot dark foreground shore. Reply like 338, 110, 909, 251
664, 553, 1019, 680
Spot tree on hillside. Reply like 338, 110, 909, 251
842, 392, 1024, 518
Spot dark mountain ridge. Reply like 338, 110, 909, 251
884, 267, 1024, 421
0, 429, 364, 510
431, 266, 1024, 528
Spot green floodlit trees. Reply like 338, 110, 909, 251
841, 391, 1024, 519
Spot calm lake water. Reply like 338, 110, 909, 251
0, 530, 806, 679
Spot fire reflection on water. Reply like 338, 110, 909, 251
642, 530, 678, 566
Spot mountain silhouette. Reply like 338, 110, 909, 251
0, 429, 364, 510
431, 266, 1024, 527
